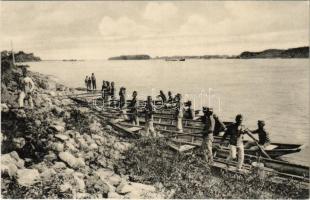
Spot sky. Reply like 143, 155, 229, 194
1, 1, 309, 59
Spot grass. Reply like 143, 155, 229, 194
118, 137, 309, 199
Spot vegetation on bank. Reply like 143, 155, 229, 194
1, 50, 41, 62
238, 46, 309, 59
108, 54, 151, 60
118, 138, 309, 199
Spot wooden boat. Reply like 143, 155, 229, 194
69, 96, 306, 159
68, 98, 309, 182
109, 120, 309, 180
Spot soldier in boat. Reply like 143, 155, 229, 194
157, 90, 167, 103
244, 120, 271, 150
144, 96, 157, 137
127, 91, 139, 126
184, 101, 195, 120
221, 114, 246, 171
167, 91, 173, 103
175, 93, 184, 132
85, 76, 88, 90
200, 107, 226, 164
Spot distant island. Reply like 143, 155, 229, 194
1, 50, 41, 62
108, 54, 151, 60
238, 46, 309, 59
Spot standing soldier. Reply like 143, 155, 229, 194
87, 77, 92, 92
127, 91, 139, 125
221, 114, 246, 171
110, 81, 116, 107
175, 94, 184, 132
18, 68, 35, 109
200, 107, 225, 164
119, 87, 126, 109
91, 73, 96, 90
144, 96, 157, 137
101, 81, 106, 99
85, 76, 88, 90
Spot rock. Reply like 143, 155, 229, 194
51, 142, 64, 152
60, 182, 72, 192
108, 174, 122, 187
51, 106, 64, 116
52, 99, 62, 106
65, 141, 79, 153
61, 99, 72, 106
116, 182, 157, 198
40, 168, 56, 181
12, 137, 26, 149
1, 163, 18, 177
30, 162, 48, 173
64, 130, 78, 138
44, 151, 57, 162
108, 191, 123, 199
49, 91, 57, 97
58, 151, 85, 169
63, 111, 71, 119
16, 169, 40, 186
89, 121, 102, 133
105, 125, 113, 131
1, 151, 25, 169
34, 120, 41, 127
86, 174, 110, 197
1, 103, 9, 112
52, 161, 67, 170
78, 107, 89, 113
75, 193, 90, 199
55, 134, 69, 141
50, 125, 65, 133
89, 143, 98, 150
73, 172, 86, 192
113, 142, 133, 153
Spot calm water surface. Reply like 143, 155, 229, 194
27, 59, 309, 165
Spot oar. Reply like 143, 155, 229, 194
245, 129, 271, 159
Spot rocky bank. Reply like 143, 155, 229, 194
1, 64, 166, 198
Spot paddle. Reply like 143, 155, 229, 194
245, 129, 271, 159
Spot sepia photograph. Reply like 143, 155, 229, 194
1, 0, 309, 199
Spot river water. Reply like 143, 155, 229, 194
27, 59, 309, 165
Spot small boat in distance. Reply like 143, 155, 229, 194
165, 57, 186, 61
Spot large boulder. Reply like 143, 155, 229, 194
55, 134, 69, 141
16, 169, 40, 187
1, 151, 25, 177
58, 151, 85, 169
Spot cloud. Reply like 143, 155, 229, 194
142, 2, 178, 23
98, 16, 151, 40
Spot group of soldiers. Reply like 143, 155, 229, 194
84, 73, 97, 91
119, 89, 271, 171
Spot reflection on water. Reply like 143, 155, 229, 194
28, 59, 309, 165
